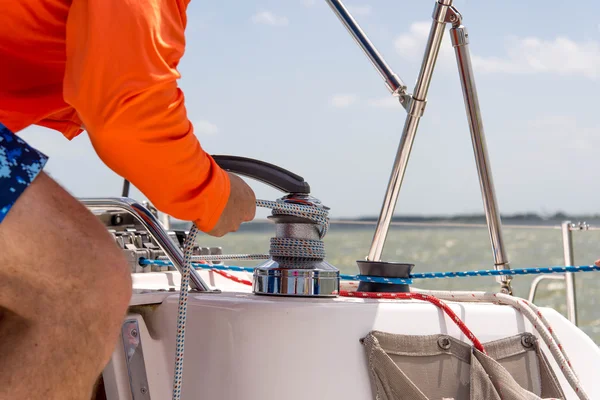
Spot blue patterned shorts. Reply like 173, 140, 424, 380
0, 123, 48, 223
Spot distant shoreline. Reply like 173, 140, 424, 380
172, 212, 600, 232
342, 212, 600, 224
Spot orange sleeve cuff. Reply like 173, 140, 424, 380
192, 156, 231, 232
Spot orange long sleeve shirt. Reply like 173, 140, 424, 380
0, 0, 231, 232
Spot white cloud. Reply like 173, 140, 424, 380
394, 21, 456, 68
330, 94, 359, 108
367, 97, 402, 109
251, 11, 289, 27
394, 22, 432, 59
346, 5, 372, 16
193, 120, 219, 136
394, 22, 600, 79
472, 37, 600, 79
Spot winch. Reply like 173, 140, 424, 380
213, 155, 340, 297
93, 155, 340, 297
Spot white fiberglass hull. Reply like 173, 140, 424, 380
101, 272, 600, 400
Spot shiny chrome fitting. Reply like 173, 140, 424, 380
388, 77, 408, 97
450, 26, 469, 47
253, 260, 340, 297
279, 193, 329, 210
432, 2, 450, 23
433, 2, 461, 25
408, 98, 427, 117
397, 93, 413, 112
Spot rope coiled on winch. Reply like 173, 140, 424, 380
269, 237, 325, 259
256, 199, 329, 237
256, 199, 329, 260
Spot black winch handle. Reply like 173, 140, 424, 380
211, 155, 311, 194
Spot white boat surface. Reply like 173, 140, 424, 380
86, 1, 600, 399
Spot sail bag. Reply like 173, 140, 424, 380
362, 331, 565, 400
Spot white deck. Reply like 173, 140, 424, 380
101, 272, 600, 400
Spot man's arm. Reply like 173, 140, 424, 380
63, 0, 254, 233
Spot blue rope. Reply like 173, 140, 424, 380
140, 258, 410, 283
143, 258, 252, 272
410, 265, 600, 279
138, 258, 600, 285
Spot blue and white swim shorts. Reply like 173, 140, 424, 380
0, 122, 48, 223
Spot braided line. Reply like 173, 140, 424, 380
411, 265, 600, 279
256, 199, 329, 239
141, 258, 411, 282
525, 300, 574, 370
269, 237, 325, 259
211, 269, 253, 286
172, 225, 199, 399
159, 254, 270, 262
142, 258, 600, 282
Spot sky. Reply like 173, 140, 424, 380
19, 0, 600, 220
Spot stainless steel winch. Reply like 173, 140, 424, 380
252, 194, 339, 297
213, 156, 340, 297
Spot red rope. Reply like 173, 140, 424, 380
207, 269, 485, 353
339, 290, 486, 353
210, 269, 253, 286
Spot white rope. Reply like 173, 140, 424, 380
412, 288, 589, 400
171, 225, 199, 400
256, 199, 329, 238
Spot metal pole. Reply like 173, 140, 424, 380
160, 213, 172, 230
449, 23, 512, 292
122, 179, 131, 197
561, 221, 578, 325
325, 0, 406, 95
81, 197, 211, 292
367, 0, 453, 261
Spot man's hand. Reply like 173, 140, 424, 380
595, 260, 600, 267
206, 172, 256, 237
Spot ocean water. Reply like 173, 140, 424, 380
194, 223, 600, 344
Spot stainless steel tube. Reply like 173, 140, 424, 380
450, 25, 511, 289
81, 197, 211, 292
367, 1, 451, 262
527, 275, 565, 303
561, 221, 578, 325
325, 0, 406, 95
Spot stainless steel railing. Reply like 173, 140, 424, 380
528, 221, 596, 326
81, 197, 211, 292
